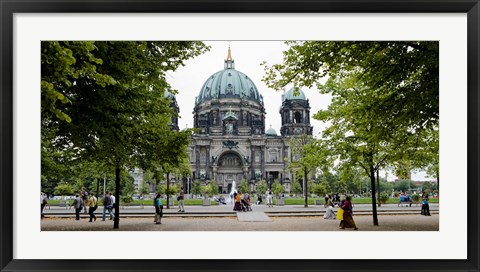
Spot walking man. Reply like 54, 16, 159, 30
88, 192, 98, 222
102, 191, 114, 221
71, 194, 82, 220
81, 187, 88, 213
109, 192, 116, 213
178, 187, 185, 212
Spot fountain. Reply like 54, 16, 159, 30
228, 180, 237, 204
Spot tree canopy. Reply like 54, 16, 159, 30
263, 41, 439, 225
41, 41, 209, 228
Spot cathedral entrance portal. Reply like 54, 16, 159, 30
217, 152, 244, 194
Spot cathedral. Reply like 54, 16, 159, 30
178, 48, 313, 194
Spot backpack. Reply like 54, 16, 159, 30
42, 196, 48, 205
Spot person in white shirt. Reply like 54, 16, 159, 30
109, 192, 116, 213
266, 189, 273, 208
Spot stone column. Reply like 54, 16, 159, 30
251, 146, 255, 180
206, 147, 210, 180
213, 165, 218, 182
261, 146, 265, 180
195, 146, 200, 179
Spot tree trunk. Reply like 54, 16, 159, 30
304, 169, 308, 208
166, 172, 170, 209
113, 160, 121, 229
436, 171, 440, 191
376, 169, 381, 207
96, 178, 100, 199
369, 159, 379, 226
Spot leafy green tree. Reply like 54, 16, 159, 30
315, 76, 424, 225
271, 180, 284, 197
139, 183, 151, 197
291, 181, 303, 196
203, 181, 219, 197
393, 180, 417, 193
255, 180, 267, 195
166, 184, 179, 196
53, 182, 74, 196
287, 135, 330, 207
421, 181, 435, 191
156, 184, 166, 195
237, 180, 249, 194
312, 183, 327, 198
41, 41, 209, 229
379, 180, 394, 193
191, 180, 202, 198
263, 41, 438, 225
263, 41, 439, 132
41, 41, 115, 123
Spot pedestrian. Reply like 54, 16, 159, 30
421, 191, 431, 216
87, 192, 98, 222
102, 191, 114, 221
71, 194, 83, 221
109, 192, 116, 213
234, 191, 242, 211
81, 187, 88, 213
339, 195, 358, 230
266, 189, 273, 208
178, 187, 185, 212
154, 193, 163, 224
41, 192, 48, 219
256, 194, 263, 205
323, 195, 336, 220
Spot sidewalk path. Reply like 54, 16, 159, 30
41, 214, 439, 231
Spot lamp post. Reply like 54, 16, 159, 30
103, 174, 106, 198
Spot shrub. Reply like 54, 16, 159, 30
412, 194, 421, 201
378, 192, 389, 203
121, 195, 133, 203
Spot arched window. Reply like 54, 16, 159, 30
294, 112, 302, 123
270, 150, 277, 162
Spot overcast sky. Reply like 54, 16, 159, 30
166, 41, 434, 182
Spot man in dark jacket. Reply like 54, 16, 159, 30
71, 194, 82, 220
102, 192, 114, 221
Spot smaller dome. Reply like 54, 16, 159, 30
284, 87, 306, 101
266, 127, 277, 136
165, 89, 175, 99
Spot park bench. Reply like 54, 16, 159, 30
45, 200, 70, 209
398, 199, 413, 207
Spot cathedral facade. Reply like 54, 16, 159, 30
183, 49, 313, 194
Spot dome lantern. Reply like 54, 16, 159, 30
224, 46, 235, 69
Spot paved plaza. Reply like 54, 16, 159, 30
41, 214, 438, 231
41, 203, 438, 231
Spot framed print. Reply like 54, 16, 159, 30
1, 0, 479, 272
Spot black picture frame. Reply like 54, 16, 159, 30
1, 1, 479, 271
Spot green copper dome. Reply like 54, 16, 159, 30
266, 127, 277, 136
284, 87, 307, 101
195, 48, 263, 106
